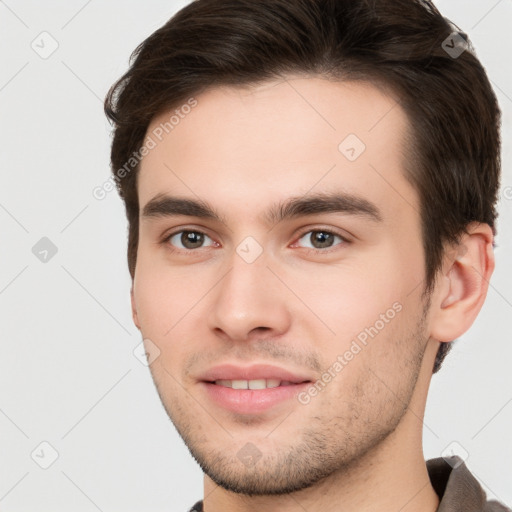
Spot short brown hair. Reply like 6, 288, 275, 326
104, 0, 501, 373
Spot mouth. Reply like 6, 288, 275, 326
198, 363, 313, 386
198, 364, 313, 414
208, 379, 310, 389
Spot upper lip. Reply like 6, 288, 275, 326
199, 364, 313, 383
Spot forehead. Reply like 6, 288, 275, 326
138, 76, 418, 224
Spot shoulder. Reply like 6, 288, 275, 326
426, 456, 511, 512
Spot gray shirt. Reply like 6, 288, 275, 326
427, 456, 510, 512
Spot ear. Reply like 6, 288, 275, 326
429, 222, 495, 342
131, 286, 141, 330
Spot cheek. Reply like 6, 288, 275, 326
133, 257, 189, 336
317, 299, 423, 416
134, 271, 194, 379
288, 253, 411, 336
287, 251, 423, 380
133, 257, 217, 374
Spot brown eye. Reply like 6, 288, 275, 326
296, 230, 345, 250
167, 230, 214, 250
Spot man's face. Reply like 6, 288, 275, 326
133, 77, 434, 494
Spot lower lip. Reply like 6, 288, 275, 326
200, 382, 310, 414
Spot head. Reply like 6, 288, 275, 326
104, 0, 500, 497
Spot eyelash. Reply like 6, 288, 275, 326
161, 227, 350, 254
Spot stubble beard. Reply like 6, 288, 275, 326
150, 306, 430, 496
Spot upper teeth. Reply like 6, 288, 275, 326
214, 379, 295, 389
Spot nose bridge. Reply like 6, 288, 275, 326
207, 244, 290, 340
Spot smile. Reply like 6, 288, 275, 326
213, 379, 300, 389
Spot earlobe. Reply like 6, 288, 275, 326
131, 287, 141, 330
429, 223, 495, 342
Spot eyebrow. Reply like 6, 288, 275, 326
141, 192, 383, 225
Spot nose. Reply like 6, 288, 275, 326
207, 251, 292, 343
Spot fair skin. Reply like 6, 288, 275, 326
131, 76, 494, 512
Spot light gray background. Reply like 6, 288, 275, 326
0, 1, 511, 510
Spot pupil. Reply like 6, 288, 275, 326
182, 231, 204, 248
312, 231, 333, 248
